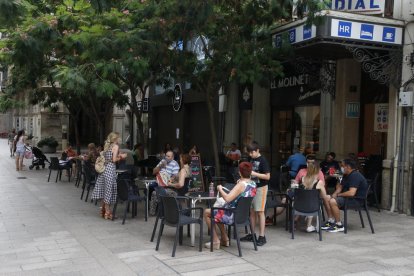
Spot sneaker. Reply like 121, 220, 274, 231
306, 225, 316, 233
321, 221, 334, 230
256, 236, 267, 246
265, 216, 273, 226
327, 223, 345, 233
240, 233, 254, 242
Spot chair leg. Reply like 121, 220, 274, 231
210, 217, 215, 252
122, 201, 129, 225
85, 186, 90, 202
47, 170, 52, 182
344, 206, 348, 234
249, 223, 258, 251
55, 171, 59, 182
234, 224, 242, 257
273, 207, 276, 225
318, 209, 322, 241
155, 220, 164, 251
291, 208, 295, 239
358, 210, 365, 228
179, 226, 183, 245
172, 226, 180, 257
199, 222, 203, 253
227, 225, 231, 246
150, 215, 160, 242
365, 205, 375, 234
144, 199, 148, 222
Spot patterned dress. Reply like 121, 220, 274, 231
214, 179, 257, 224
91, 146, 117, 204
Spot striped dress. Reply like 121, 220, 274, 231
91, 146, 117, 204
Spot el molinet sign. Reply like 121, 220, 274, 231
271, 71, 321, 106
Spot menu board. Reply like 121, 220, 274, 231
189, 154, 204, 192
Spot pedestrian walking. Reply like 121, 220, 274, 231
7, 128, 16, 157
14, 130, 25, 171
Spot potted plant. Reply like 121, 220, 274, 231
37, 136, 59, 153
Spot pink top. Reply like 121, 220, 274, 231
295, 168, 325, 184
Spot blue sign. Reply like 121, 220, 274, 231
288, 29, 296, 43
360, 24, 373, 40
303, 26, 312, 40
338, 21, 352, 37
382, 27, 395, 42
275, 34, 282, 48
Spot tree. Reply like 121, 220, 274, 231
147, 0, 325, 175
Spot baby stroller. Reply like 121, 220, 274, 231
28, 146, 50, 170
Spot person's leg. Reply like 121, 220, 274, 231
257, 211, 266, 236
330, 198, 341, 222
204, 209, 220, 249
19, 155, 24, 170
15, 155, 19, 171
217, 223, 228, 245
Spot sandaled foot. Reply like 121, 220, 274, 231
100, 206, 106, 218
205, 242, 220, 250
220, 239, 230, 247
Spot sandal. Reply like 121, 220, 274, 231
220, 239, 230, 247
204, 242, 220, 250
104, 211, 113, 220
100, 206, 106, 218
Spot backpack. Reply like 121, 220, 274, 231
95, 152, 106, 174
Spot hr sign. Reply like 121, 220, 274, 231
331, 19, 402, 45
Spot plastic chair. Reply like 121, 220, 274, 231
210, 197, 257, 257
266, 189, 290, 230
150, 187, 167, 242
113, 177, 147, 224
47, 157, 70, 182
291, 189, 322, 241
156, 195, 203, 257
340, 183, 375, 234
366, 173, 381, 212
74, 159, 84, 188
80, 161, 96, 202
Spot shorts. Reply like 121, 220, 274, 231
15, 147, 25, 157
252, 185, 268, 212
336, 197, 362, 208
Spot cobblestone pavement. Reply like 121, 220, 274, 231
1, 139, 414, 275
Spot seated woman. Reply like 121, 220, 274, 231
83, 143, 99, 163
299, 162, 328, 233
165, 153, 191, 196
59, 152, 74, 175
203, 162, 257, 250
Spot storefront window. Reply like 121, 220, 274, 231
294, 106, 320, 156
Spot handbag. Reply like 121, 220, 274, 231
24, 150, 33, 159
95, 152, 106, 174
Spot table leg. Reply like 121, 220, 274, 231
146, 182, 149, 222
190, 199, 198, 247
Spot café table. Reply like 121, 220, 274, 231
187, 192, 216, 247
135, 176, 156, 219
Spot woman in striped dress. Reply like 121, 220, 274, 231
91, 132, 126, 219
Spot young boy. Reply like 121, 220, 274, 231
240, 141, 270, 246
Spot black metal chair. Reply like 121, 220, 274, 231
156, 195, 203, 257
150, 187, 167, 242
74, 159, 84, 188
113, 177, 147, 224
80, 161, 96, 202
210, 196, 257, 257
266, 189, 290, 230
48, 157, 71, 182
366, 173, 381, 212
340, 183, 375, 234
291, 189, 322, 241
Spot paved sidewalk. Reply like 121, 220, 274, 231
1, 138, 414, 275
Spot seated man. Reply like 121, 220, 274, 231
320, 152, 341, 191
286, 148, 306, 179
323, 158, 368, 232
148, 150, 179, 215
295, 155, 325, 185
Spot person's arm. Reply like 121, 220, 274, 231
217, 182, 244, 203
316, 180, 327, 198
152, 160, 165, 175
251, 170, 270, 181
168, 169, 186, 189
112, 144, 126, 163
332, 184, 343, 198
338, 187, 357, 197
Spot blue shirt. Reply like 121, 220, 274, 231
286, 153, 306, 178
157, 159, 180, 177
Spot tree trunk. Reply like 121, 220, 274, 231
206, 91, 221, 178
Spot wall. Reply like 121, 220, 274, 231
331, 59, 361, 160
252, 84, 271, 159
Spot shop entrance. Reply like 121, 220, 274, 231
271, 106, 320, 170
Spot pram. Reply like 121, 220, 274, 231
27, 146, 50, 170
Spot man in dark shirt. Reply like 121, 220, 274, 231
324, 158, 368, 232
240, 141, 270, 246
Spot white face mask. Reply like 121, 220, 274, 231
341, 167, 345, 174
